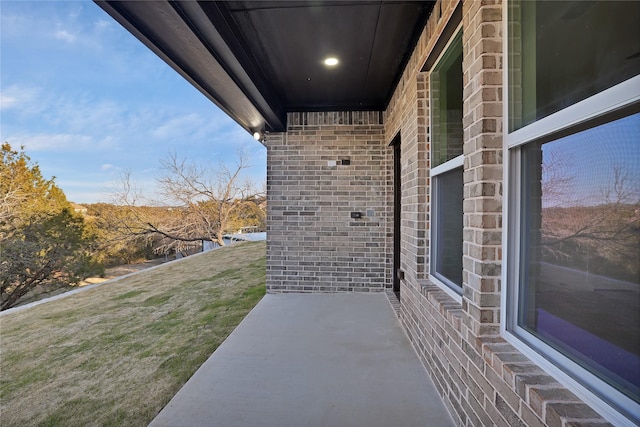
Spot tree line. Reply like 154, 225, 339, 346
0, 143, 265, 310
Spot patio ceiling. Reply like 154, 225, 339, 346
96, 1, 434, 134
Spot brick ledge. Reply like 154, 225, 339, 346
411, 279, 613, 427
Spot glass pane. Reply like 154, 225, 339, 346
519, 112, 640, 402
432, 31, 463, 167
509, 1, 640, 131
433, 167, 464, 289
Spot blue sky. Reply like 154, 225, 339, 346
0, 1, 266, 204
541, 113, 640, 208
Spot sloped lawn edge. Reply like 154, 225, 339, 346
0, 241, 266, 427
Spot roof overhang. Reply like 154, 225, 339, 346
96, 1, 434, 134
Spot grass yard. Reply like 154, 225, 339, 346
0, 241, 266, 427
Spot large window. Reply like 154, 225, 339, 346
507, 1, 640, 423
430, 30, 463, 295
508, 1, 640, 132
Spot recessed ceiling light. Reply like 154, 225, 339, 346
323, 57, 339, 67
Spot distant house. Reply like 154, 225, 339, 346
201, 232, 267, 252
225, 232, 266, 243
70, 203, 87, 216
97, 1, 639, 425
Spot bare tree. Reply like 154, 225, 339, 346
111, 151, 261, 255
540, 160, 639, 281
543, 166, 639, 245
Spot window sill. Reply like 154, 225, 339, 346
418, 279, 464, 333
416, 279, 613, 425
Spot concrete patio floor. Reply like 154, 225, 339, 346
149, 293, 454, 427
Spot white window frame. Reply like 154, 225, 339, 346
502, 2, 640, 425
430, 154, 464, 303
428, 25, 464, 304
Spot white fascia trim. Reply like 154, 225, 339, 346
431, 154, 464, 176
506, 75, 640, 149
500, 150, 518, 335
501, 0, 510, 334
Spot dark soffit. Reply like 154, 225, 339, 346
96, 1, 434, 133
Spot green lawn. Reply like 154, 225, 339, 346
0, 241, 266, 427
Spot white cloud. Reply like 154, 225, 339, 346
151, 113, 204, 140
55, 29, 76, 43
11, 133, 93, 152
63, 99, 126, 134
0, 85, 41, 111
1, 4, 106, 53
94, 19, 111, 32
101, 164, 115, 171
0, 95, 17, 110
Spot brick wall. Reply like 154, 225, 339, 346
262, 0, 616, 424
383, 0, 614, 426
265, 111, 391, 293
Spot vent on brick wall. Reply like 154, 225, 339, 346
287, 111, 384, 126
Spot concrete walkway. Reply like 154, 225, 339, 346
149, 293, 454, 427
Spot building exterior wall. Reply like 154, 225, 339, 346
384, 1, 615, 426
264, 0, 622, 425
265, 111, 391, 293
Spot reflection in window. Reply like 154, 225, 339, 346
508, 0, 640, 131
433, 167, 463, 288
430, 29, 463, 293
519, 113, 640, 403
431, 31, 463, 168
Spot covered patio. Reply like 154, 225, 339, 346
149, 293, 453, 427
96, 0, 639, 425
